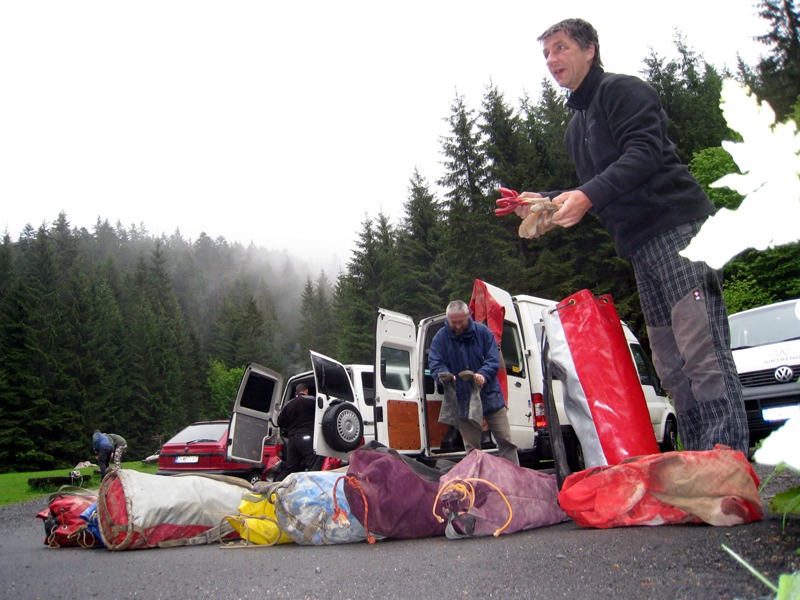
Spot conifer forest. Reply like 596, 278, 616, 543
2, 1, 799, 471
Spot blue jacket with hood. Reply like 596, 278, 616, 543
428, 317, 506, 416
93, 431, 113, 452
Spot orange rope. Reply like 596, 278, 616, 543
432, 477, 513, 537
333, 475, 376, 544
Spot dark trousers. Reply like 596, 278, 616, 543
275, 434, 324, 481
97, 447, 112, 479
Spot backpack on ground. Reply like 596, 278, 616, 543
223, 489, 294, 547
35, 486, 101, 548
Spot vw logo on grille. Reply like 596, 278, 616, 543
774, 366, 795, 383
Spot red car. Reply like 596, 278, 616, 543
156, 420, 280, 485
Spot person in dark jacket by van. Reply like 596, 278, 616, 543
428, 300, 519, 465
514, 18, 748, 455
275, 384, 324, 481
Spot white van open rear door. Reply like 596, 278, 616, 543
227, 363, 283, 465
311, 351, 365, 461
374, 308, 423, 454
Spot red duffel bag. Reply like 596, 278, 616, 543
36, 486, 100, 548
542, 289, 660, 467
558, 445, 763, 528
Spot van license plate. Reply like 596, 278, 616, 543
175, 456, 199, 464
762, 405, 800, 422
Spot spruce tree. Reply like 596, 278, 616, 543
332, 216, 386, 364
748, 0, 800, 120
385, 170, 448, 321
642, 38, 729, 162
438, 94, 513, 298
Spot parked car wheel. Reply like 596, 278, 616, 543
321, 402, 363, 452
660, 417, 678, 453
247, 470, 263, 485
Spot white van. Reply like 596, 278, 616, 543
364, 281, 677, 469
728, 299, 800, 444
228, 281, 677, 470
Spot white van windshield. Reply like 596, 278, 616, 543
729, 300, 800, 349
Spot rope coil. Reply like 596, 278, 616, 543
432, 477, 513, 537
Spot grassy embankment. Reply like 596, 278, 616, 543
0, 462, 158, 507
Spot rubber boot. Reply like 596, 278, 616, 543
458, 370, 484, 430
438, 372, 459, 427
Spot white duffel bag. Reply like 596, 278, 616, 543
96, 469, 249, 550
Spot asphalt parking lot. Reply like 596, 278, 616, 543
1, 462, 797, 600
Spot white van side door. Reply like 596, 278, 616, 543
374, 308, 423, 454
227, 363, 283, 465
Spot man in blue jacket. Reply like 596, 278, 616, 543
92, 430, 114, 479
428, 300, 519, 465
514, 18, 748, 455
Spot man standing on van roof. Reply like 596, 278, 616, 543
513, 18, 748, 455
275, 383, 324, 481
428, 300, 519, 465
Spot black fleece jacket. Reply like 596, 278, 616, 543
277, 394, 315, 437
555, 67, 715, 258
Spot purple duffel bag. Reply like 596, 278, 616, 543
342, 443, 448, 539
434, 450, 569, 538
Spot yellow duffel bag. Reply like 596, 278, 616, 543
225, 491, 294, 546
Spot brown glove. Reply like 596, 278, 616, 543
518, 199, 560, 239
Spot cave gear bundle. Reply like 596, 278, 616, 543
434, 450, 569, 539
558, 445, 763, 527
95, 470, 248, 550
341, 444, 448, 540
271, 470, 368, 545
542, 289, 660, 468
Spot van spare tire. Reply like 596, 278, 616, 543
322, 402, 363, 452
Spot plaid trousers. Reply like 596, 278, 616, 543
630, 220, 749, 455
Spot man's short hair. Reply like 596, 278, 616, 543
446, 300, 470, 317
538, 18, 603, 69
296, 383, 309, 394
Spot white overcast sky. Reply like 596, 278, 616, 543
0, 1, 767, 269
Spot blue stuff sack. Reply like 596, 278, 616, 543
79, 502, 104, 547
272, 471, 372, 545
